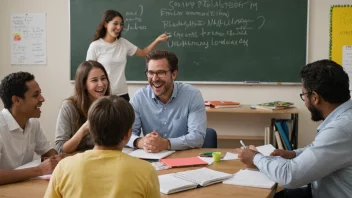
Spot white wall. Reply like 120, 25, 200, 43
1, 0, 349, 148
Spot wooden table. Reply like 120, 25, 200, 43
206, 105, 299, 149
0, 149, 275, 198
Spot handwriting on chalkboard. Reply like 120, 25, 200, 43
123, 0, 264, 49
11, 13, 46, 64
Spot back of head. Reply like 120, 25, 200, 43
300, 59, 350, 104
88, 95, 135, 147
145, 50, 179, 72
0, 72, 35, 109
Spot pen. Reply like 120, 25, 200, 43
240, 140, 246, 149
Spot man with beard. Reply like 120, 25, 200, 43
126, 50, 206, 152
239, 59, 352, 198
0, 72, 64, 185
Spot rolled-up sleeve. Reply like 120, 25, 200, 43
254, 127, 352, 188
168, 90, 206, 150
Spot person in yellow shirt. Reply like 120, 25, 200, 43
44, 95, 160, 198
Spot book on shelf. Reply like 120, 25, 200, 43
159, 167, 233, 194
275, 131, 284, 150
252, 101, 294, 110
204, 100, 240, 108
275, 121, 293, 150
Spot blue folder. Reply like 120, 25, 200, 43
275, 121, 292, 151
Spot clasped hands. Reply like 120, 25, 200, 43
135, 131, 169, 153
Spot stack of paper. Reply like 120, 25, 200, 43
223, 169, 275, 189
256, 144, 276, 156
128, 149, 175, 159
222, 152, 239, 160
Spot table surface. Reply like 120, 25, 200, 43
0, 148, 275, 198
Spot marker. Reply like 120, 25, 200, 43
240, 140, 246, 149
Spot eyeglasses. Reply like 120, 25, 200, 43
299, 91, 311, 101
145, 70, 171, 78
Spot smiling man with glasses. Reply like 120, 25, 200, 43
126, 50, 206, 153
239, 59, 352, 198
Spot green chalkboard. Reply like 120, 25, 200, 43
70, 0, 307, 83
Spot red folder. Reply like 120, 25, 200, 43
160, 157, 208, 168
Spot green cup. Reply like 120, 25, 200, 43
212, 152, 222, 162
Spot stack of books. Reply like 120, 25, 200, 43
204, 100, 240, 108
252, 101, 294, 110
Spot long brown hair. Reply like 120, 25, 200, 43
93, 10, 124, 41
67, 60, 111, 132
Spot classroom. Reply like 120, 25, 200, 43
0, 0, 351, 197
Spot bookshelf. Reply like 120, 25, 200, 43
206, 105, 299, 149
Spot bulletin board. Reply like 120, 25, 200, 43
330, 5, 352, 65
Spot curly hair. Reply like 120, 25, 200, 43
0, 72, 35, 109
300, 59, 350, 104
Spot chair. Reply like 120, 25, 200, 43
202, 128, 218, 148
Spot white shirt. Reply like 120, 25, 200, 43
86, 38, 138, 96
0, 109, 52, 169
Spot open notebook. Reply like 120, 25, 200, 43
159, 167, 233, 194
15, 160, 51, 180
223, 169, 275, 189
128, 149, 175, 160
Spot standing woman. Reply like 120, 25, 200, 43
55, 60, 111, 153
86, 10, 169, 101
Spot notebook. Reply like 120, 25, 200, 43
256, 144, 276, 156
128, 149, 175, 160
223, 169, 275, 189
174, 167, 233, 186
15, 160, 51, 180
159, 168, 233, 194
160, 157, 208, 168
159, 174, 198, 194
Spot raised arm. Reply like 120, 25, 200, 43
134, 33, 170, 57
55, 101, 88, 153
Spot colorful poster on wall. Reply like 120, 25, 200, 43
11, 13, 46, 65
330, 5, 352, 65
343, 46, 352, 89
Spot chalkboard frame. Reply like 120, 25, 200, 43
69, 0, 309, 85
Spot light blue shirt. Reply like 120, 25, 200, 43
126, 82, 206, 150
254, 100, 352, 198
